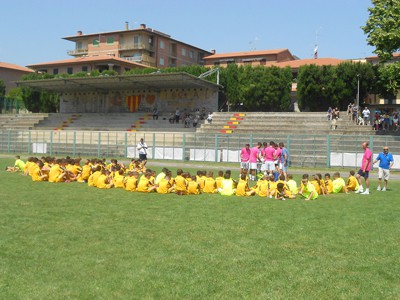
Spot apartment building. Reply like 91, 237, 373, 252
28, 23, 212, 75
203, 49, 296, 67
0, 62, 34, 94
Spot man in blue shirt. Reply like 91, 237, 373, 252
373, 146, 394, 191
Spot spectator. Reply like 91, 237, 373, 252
362, 107, 370, 125
327, 107, 333, 121
152, 108, 159, 120
169, 112, 175, 124
207, 112, 213, 124
175, 109, 181, 124
373, 146, 394, 191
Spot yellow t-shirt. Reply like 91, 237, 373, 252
236, 179, 249, 196
325, 179, 333, 194
78, 165, 92, 182
333, 178, 346, 193
346, 176, 359, 191
88, 171, 101, 187
215, 176, 224, 189
137, 176, 153, 192
187, 181, 201, 194
113, 174, 125, 188
220, 179, 235, 196
156, 178, 171, 194
97, 174, 111, 189
286, 179, 298, 195
203, 177, 217, 193
257, 180, 269, 197
31, 166, 44, 182
174, 175, 187, 192
49, 164, 64, 183
125, 176, 138, 191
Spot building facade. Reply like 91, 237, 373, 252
0, 62, 34, 94
203, 49, 296, 67
28, 23, 212, 75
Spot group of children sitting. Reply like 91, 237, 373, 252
7, 155, 360, 200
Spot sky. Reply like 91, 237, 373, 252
1, 0, 376, 67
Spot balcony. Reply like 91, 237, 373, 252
119, 43, 154, 51
67, 48, 88, 56
123, 56, 156, 67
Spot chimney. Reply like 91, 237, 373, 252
211, 49, 216, 55
125, 21, 129, 30
77, 30, 82, 36
140, 23, 146, 29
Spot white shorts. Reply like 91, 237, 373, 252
240, 162, 249, 170
378, 167, 390, 180
249, 162, 258, 170
265, 161, 275, 172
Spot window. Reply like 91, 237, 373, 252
159, 40, 164, 49
189, 50, 194, 59
53, 68, 58, 75
133, 35, 140, 46
92, 39, 99, 46
77, 42, 82, 49
67, 67, 73, 74
107, 37, 114, 45
82, 66, 88, 72
181, 48, 186, 56
159, 57, 165, 66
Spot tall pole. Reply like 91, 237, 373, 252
357, 74, 360, 122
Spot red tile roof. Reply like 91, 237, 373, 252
27, 55, 149, 69
268, 58, 346, 69
0, 62, 34, 73
203, 49, 293, 60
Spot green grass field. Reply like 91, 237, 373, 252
1, 157, 399, 299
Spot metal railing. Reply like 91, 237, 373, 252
0, 130, 399, 169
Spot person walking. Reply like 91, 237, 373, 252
373, 146, 394, 191
355, 142, 373, 195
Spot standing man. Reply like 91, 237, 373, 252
262, 141, 276, 176
249, 142, 262, 181
373, 146, 394, 191
279, 142, 289, 180
355, 142, 373, 195
362, 107, 371, 126
137, 138, 148, 162
240, 144, 251, 174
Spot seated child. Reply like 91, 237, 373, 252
156, 172, 174, 194
124, 171, 139, 192
236, 174, 255, 196
286, 174, 298, 195
346, 170, 359, 192
174, 169, 188, 195
299, 175, 318, 200
203, 171, 217, 194
332, 172, 348, 194
136, 172, 156, 193
324, 173, 333, 194
6, 155, 26, 172
187, 175, 202, 195
215, 171, 224, 189
113, 169, 126, 188
255, 175, 270, 197
219, 173, 236, 196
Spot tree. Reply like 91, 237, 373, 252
0, 80, 5, 97
362, 0, 400, 61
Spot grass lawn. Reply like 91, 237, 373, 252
0, 157, 399, 299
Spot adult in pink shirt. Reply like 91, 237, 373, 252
356, 141, 373, 195
263, 141, 276, 175
249, 142, 262, 181
240, 144, 251, 173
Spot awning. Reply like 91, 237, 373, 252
17, 72, 222, 93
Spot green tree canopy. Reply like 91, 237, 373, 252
362, 0, 400, 61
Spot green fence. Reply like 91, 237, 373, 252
0, 97, 26, 114
0, 130, 399, 169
